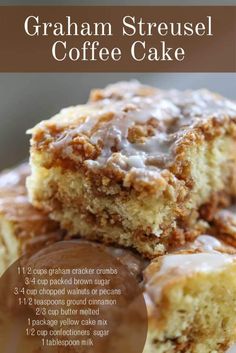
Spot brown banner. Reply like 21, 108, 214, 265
0, 6, 235, 72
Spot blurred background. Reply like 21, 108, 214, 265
0, 0, 235, 169
0, 73, 235, 170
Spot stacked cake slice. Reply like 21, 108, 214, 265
0, 163, 63, 274
144, 235, 236, 353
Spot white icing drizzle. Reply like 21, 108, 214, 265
0, 164, 29, 189
145, 235, 236, 301
188, 235, 223, 253
158, 235, 235, 277
158, 252, 234, 277
32, 81, 236, 182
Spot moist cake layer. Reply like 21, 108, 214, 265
27, 81, 236, 257
0, 164, 63, 274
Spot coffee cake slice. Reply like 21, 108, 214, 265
144, 235, 236, 353
27, 81, 236, 257
0, 164, 63, 275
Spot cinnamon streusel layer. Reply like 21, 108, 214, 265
27, 81, 236, 257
